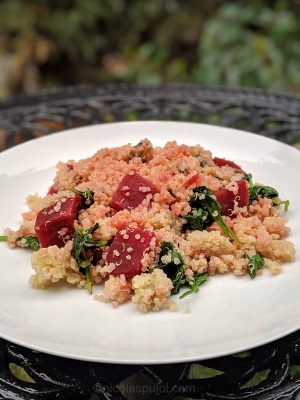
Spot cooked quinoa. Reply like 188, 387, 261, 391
3, 139, 295, 312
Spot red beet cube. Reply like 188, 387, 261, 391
47, 185, 58, 195
35, 196, 81, 248
111, 173, 157, 211
183, 173, 201, 188
215, 180, 249, 216
213, 157, 244, 172
106, 228, 155, 278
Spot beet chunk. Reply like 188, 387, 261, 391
35, 196, 81, 248
106, 228, 155, 278
215, 180, 249, 216
213, 157, 244, 172
111, 173, 157, 211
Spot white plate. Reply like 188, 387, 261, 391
0, 121, 299, 364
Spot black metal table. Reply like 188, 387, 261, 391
0, 84, 300, 400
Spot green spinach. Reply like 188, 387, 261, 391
247, 253, 265, 279
17, 236, 40, 250
158, 241, 186, 294
68, 188, 95, 208
71, 223, 107, 294
249, 185, 278, 204
180, 273, 209, 299
188, 186, 239, 243
184, 208, 209, 230
249, 184, 289, 210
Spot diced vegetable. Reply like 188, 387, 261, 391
215, 180, 249, 216
34, 196, 81, 248
47, 185, 58, 195
183, 173, 201, 188
189, 186, 239, 243
247, 254, 265, 279
0, 236, 7, 242
68, 188, 95, 209
158, 241, 186, 294
213, 157, 244, 172
111, 173, 157, 211
17, 236, 40, 250
71, 223, 108, 294
107, 228, 155, 278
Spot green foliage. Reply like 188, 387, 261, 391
0, 1, 300, 96
193, 3, 300, 91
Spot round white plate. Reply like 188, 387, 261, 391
0, 121, 299, 364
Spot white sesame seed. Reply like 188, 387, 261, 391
113, 250, 120, 257
135, 234, 141, 240
126, 255, 131, 260
123, 234, 129, 239
212, 210, 218, 217
125, 192, 130, 197
127, 247, 133, 253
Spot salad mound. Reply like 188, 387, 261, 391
1, 139, 295, 312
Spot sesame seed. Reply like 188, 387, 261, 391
126, 255, 131, 260
123, 234, 129, 239
127, 247, 133, 253
113, 250, 120, 257
135, 234, 141, 240
212, 210, 218, 217
125, 192, 130, 197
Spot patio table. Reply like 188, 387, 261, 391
0, 84, 300, 400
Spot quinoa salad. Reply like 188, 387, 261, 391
1, 139, 295, 312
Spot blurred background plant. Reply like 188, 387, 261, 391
0, 0, 300, 98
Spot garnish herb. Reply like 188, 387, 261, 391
0, 236, 8, 242
184, 208, 209, 231
249, 185, 289, 210
180, 273, 209, 299
68, 188, 94, 208
158, 241, 186, 294
249, 185, 278, 204
247, 253, 265, 279
158, 241, 209, 298
188, 186, 239, 243
71, 223, 107, 294
244, 173, 253, 187
272, 198, 289, 211
17, 236, 40, 250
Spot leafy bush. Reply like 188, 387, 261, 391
0, 0, 299, 97
193, 3, 300, 91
